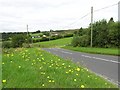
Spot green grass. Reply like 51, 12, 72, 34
32, 37, 73, 48
2, 48, 117, 88
63, 46, 119, 56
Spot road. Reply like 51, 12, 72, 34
43, 48, 119, 86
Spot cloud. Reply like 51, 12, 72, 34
0, 0, 119, 32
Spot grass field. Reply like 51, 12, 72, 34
32, 37, 72, 48
63, 46, 119, 56
2, 48, 117, 88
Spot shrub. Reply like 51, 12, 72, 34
2, 41, 12, 48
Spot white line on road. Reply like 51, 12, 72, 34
81, 55, 120, 64
61, 51, 73, 54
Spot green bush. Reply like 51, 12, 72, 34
2, 41, 12, 48
11, 34, 27, 48
22, 43, 30, 48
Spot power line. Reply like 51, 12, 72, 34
62, 12, 90, 29
94, 3, 117, 12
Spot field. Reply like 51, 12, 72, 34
63, 46, 119, 56
2, 48, 117, 88
32, 37, 72, 48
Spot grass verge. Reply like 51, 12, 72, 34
31, 37, 72, 48
63, 46, 119, 56
2, 48, 117, 88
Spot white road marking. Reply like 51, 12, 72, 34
61, 51, 73, 54
81, 55, 120, 64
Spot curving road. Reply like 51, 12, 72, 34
43, 48, 119, 86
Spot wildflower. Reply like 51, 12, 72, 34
74, 79, 77, 81
42, 58, 44, 60
49, 80, 52, 82
47, 76, 50, 78
18, 66, 21, 68
11, 54, 14, 57
33, 60, 35, 62
7, 54, 9, 57
69, 70, 71, 72
81, 85, 85, 88
105, 83, 107, 85
76, 68, 80, 71
52, 80, 55, 82
39, 67, 42, 69
76, 74, 79, 76
66, 72, 68, 74
2, 62, 5, 65
88, 75, 90, 78
42, 84, 44, 87
2, 80, 6, 83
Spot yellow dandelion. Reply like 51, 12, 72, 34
2, 62, 5, 65
76, 74, 79, 76
52, 80, 55, 82
49, 80, 52, 82
81, 85, 85, 88
76, 68, 80, 71
2, 80, 6, 83
7, 54, 9, 57
42, 84, 44, 87
33, 60, 36, 62
66, 72, 69, 74
62, 63, 65, 65
47, 76, 50, 78
105, 83, 107, 85
74, 79, 77, 81
11, 54, 14, 57
18, 66, 21, 68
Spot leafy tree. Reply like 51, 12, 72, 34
11, 34, 27, 48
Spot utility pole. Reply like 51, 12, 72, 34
27, 24, 29, 37
118, 1, 120, 22
91, 7, 93, 47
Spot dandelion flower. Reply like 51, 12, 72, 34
42, 84, 44, 87
18, 66, 21, 68
74, 79, 77, 81
49, 80, 52, 82
81, 85, 85, 88
2, 62, 5, 65
2, 80, 6, 83
66, 72, 68, 74
52, 80, 55, 82
47, 76, 50, 78
105, 83, 107, 85
76, 68, 80, 71
76, 74, 79, 76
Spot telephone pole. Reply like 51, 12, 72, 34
118, 1, 120, 22
27, 24, 29, 37
91, 6, 93, 47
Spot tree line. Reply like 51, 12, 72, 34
72, 17, 120, 48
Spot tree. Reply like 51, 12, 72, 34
11, 34, 27, 48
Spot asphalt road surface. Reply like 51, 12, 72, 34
43, 48, 119, 86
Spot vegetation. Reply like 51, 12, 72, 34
63, 46, 119, 56
32, 37, 72, 48
72, 18, 120, 48
2, 48, 117, 88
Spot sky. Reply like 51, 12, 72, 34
0, 0, 119, 32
